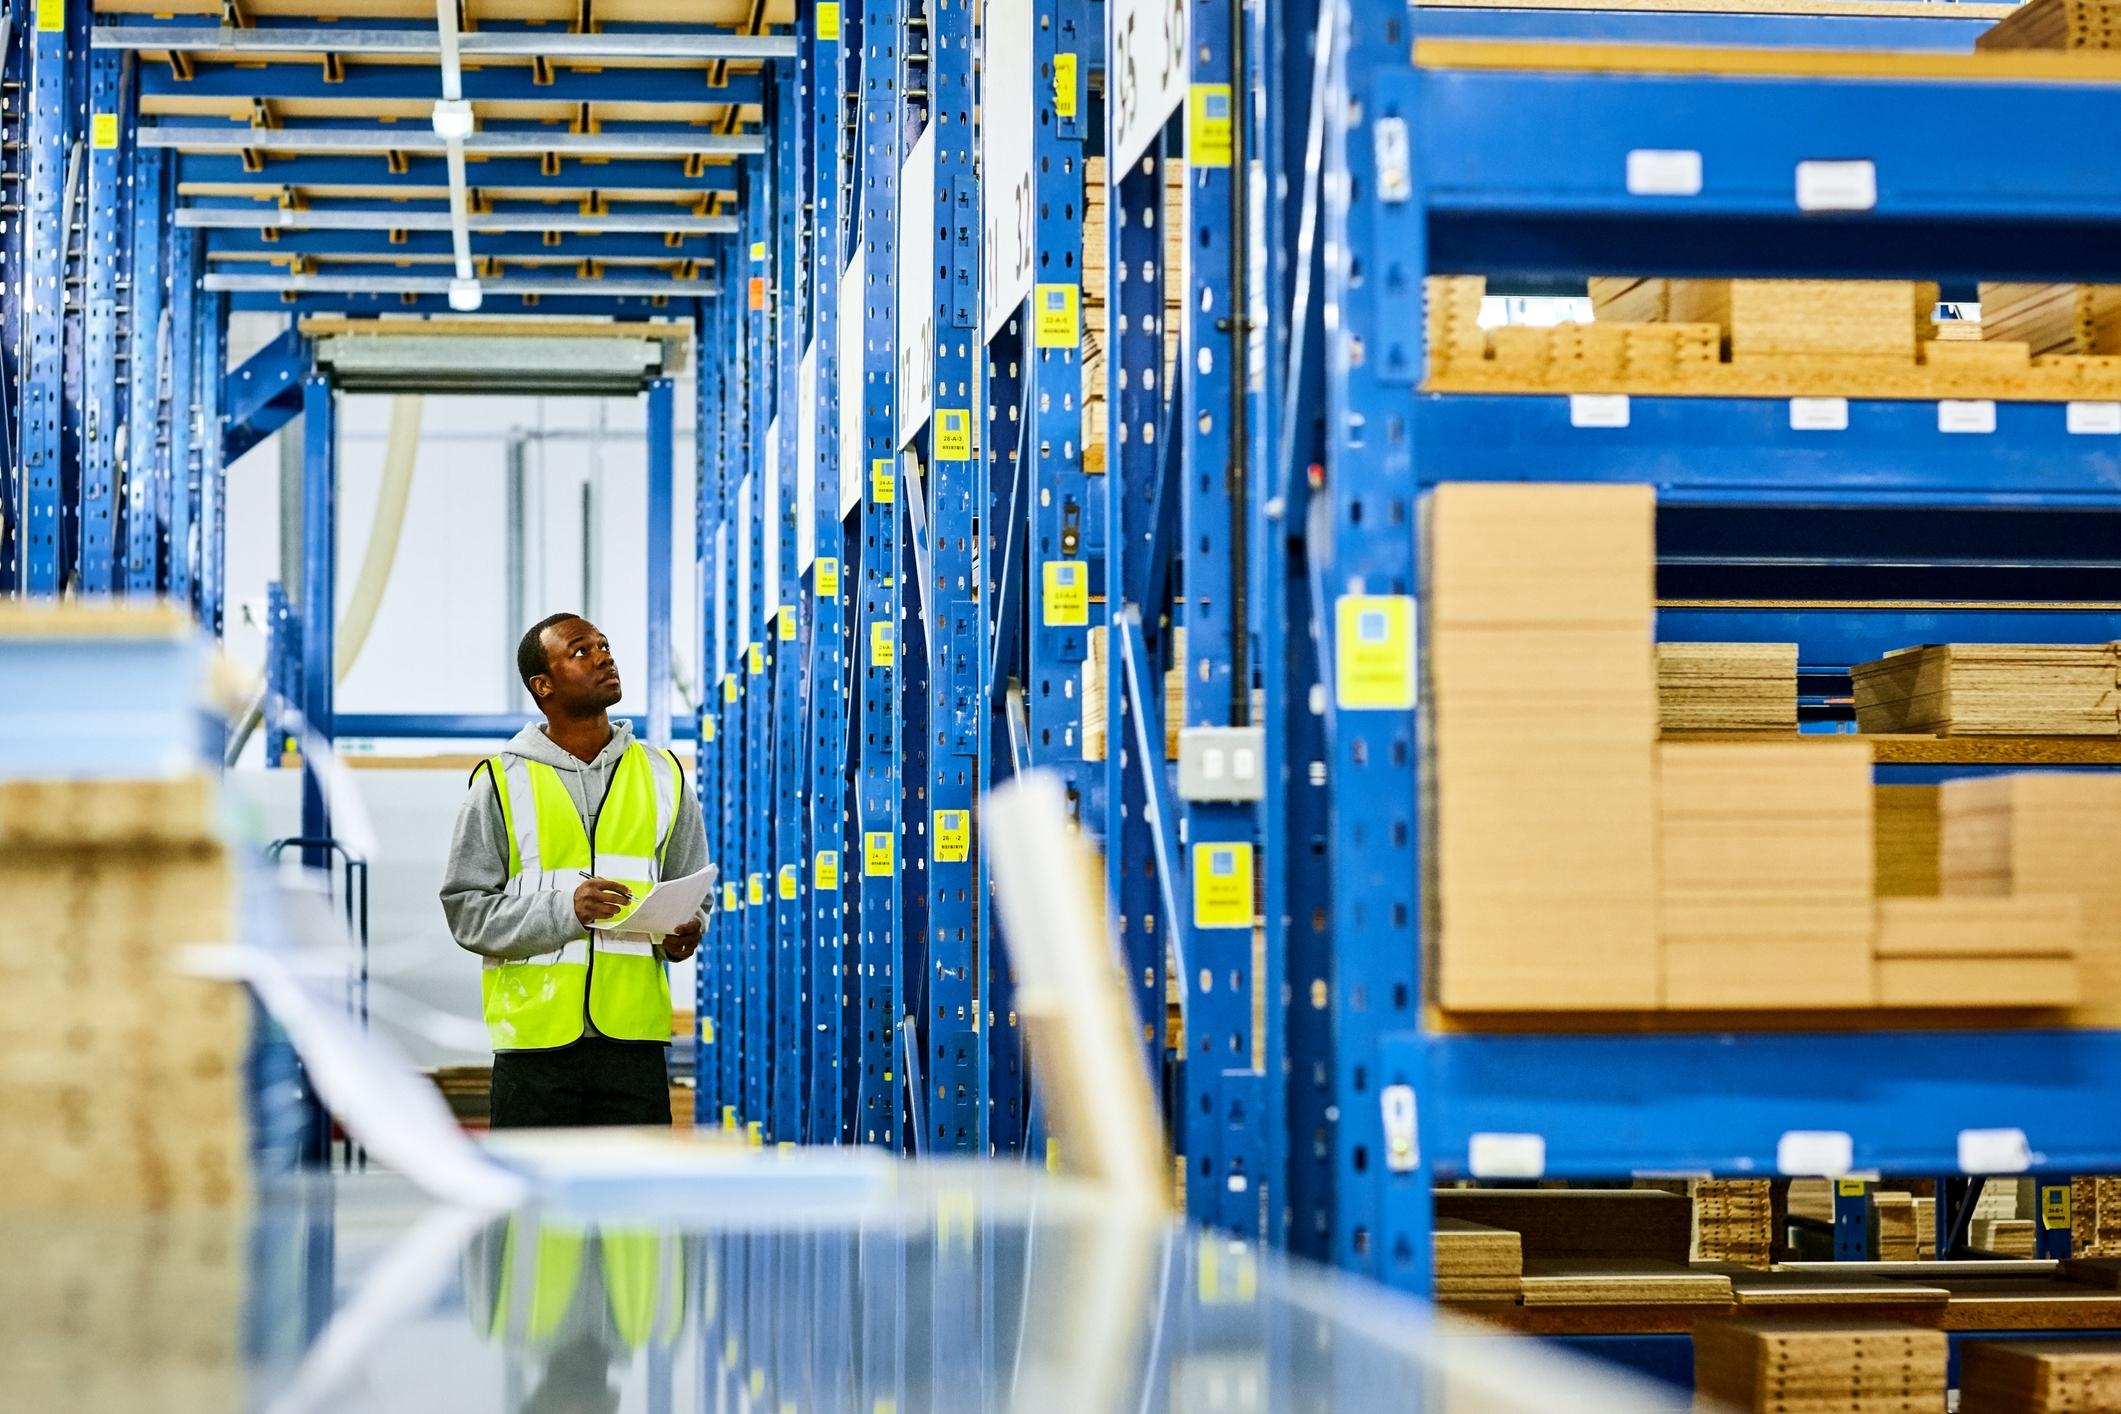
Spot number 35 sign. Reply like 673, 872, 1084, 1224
1110, 0, 1188, 172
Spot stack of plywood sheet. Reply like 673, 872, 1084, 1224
1434, 1188, 1693, 1263
1165, 624, 1185, 761
1433, 1218, 1524, 1303
2072, 1177, 2121, 1256
1851, 643, 2121, 736
430, 1065, 493, 1126
0, 775, 249, 1210
1788, 1179, 1835, 1225
1874, 785, 1943, 897
1426, 484, 1660, 1010
1657, 642, 1799, 734
1694, 1320, 1949, 1414
1426, 276, 1487, 376
1874, 896, 2080, 1007
1695, 1180, 1774, 1267
1978, 283, 2121, 356
1518, 1258, 1732, 1306
1658, 740, 1876, 1008
1977, 0, 2121, 52
1972, 1218, 2040, 1258
1942, 774, 2121, 1005
1875, 1192, 1921, 1261
1914, 1197, 1938, 1259
1591, 278, 1937, 362
1960, 1339, 2121, 1413
1080, 625, 1108, 762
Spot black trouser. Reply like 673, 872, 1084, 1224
489, 1035, 671, 1128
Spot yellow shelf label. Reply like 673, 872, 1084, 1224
778, 606, 796, 641
933, 809, 971, 863
91, 113, 119, 151
817, 556, 840, 598
1192, 842, 1254, 930
1334, 594, 1417, 710
1041, 559, 1088, 626
1836, 1178, 1869, 1198
778, 864, 798, 900
702, 1018, 715, 1044
1053, 53, 1078, 119
750, 241, 766, 263
1189, 84, 1235, 169
871, 619, 895, 667
720, 1106, 737, 1133
935, 408, 972, 461
723, 881, 741, 912
36, 0, 63, 32
2042, 1184, 2073, 1229
815, 849, 840, 891
747, 872, 765, 906
748, 642, 765, 675
864, 831, 894, 877
1034, 283, 1080, 349
817, 1, 840, 39
723, 675, 738, 703
871, 457, 895, 504
702, 716, 716, 742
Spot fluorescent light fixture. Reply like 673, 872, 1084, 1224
447, 277, 483, 312
430, 99, 475, 140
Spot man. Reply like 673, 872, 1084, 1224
441, 613, 711, 1127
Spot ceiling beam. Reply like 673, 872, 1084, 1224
92, 24, 798, 62
205, 272, 719, 298
142, 125, 765, 158
176, 207, 739, 234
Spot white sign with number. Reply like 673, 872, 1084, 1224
897, 125, 937, 446
1109, 0, 1187, 172
736, 472, 753, 651
763, 417, 782, 620
838, 250, 865, 517
981, 0, 1035, 339
797, 343, 818, 571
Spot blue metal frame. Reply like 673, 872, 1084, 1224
21, 0, 69, 594
121, 145, 170, 595
771, 52, 807, 1147
645, 377, 676, 751
80, 45, 123, 594
297, 375, 336, 868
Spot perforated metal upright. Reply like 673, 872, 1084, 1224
694, 296, 725, 1125
164, 227, 198, 607
743, 159, 774, 1133
21, 0, 70, 593
79, 45, 123, 593
0, 0, 28, 591
121, 146, 169, 595
194, 289, 228, 632
714, 262, 746, 1127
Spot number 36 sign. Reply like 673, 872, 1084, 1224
1110, 0, 1188, 172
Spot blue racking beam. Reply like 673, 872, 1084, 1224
771, 53, 807, 1146
140, 63, 767, 109
122, 146, 169, 594
202, 229, 718, 261
80, 45, 123, 593
22, 0, 69, 594
173, 151, 737, 195
221, 323, 309, 463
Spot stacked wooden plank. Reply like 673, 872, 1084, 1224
1874, 896, 2081, 1007
1977, 0, 2121, 53
1656, 642, 1799, 734
1659, 740, 1876, 1008
0, 774, 249, 1209
1080, 624, 1108, 762
1851, 643, 2121, 736
1425, 275, 1487, 373
431, 1065, 493, 1126
1874, 785, 1943, 897
1875, 1192, 1921, 1261
2072, 1177, 2121, 1256
1434, 1188, 1693, 1263
1942, 774, 2121, 1005
1592, 278, 1937, 361
1427, 484, 1660, 1010
1960, 1339, 2121, 1413
1978, 283, 2121, 356
1518, 1257, 1732, 1306
1694, 1320, 1949, 1414
1973, 1218, 2040, 1257
1787, 1179, 1836, 1225
1695, 1179, 1774, 1267
1914, 1197, 1938, 1260
1433, 1218, 1524, 1303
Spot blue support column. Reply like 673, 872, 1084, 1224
646, 377, 675, 750
165, 228, 199, 607
716, 270, 746, 1128
743, 163, 772, 1136
122, 148, 168, 595
195, 291, 227, 632
0, 0, 28, 591
79, 46, 123, 594
771, 53, 807, 1145
21, 0, 70, 594
692, 300, 723, 1125
298, 375, 336, 867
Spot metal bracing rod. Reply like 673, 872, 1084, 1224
141, 126, 766, 158
90, 24, 799, 61
202, 273, 716, 296
177, 208, 740, 235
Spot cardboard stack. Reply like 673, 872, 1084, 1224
1695, 1179, 1774, 1267
1851, 643, 2121, 736
1875, 1193, 1921, 1261
1426, 483, 1660, 1010
2073, 1177, 2121, 1257
1941, 774, 2121, 1005
1695, 1320, 1948, 1413
1874, 896, 2080, 1007
1960, 1340, 2121, 1413
1874, 785, 1942, 897
1659, 740, 1876, 1008
1976, 0, 2121, 52
1657, 642, 1799, 734
1433, 1217, 1524, 1303
1972, 1218, 2040, 1258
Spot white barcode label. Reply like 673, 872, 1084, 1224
1777, 1129, 1854, 1177
1938, 400, 1997, 434
1789, 397, 1849, 431
1626, 149, 1703, 197
1569, 393, 1630, 429
2067, 401, 2121, 435
1958, 1127, 2032, 1174
1795, 159, 1877, 212
1468, 1132, 1546, 1179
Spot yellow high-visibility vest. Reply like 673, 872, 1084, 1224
481, 740, 683, 1049
482, 1223, 685, 1349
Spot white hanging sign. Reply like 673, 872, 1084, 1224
839, 250, 866, 517
981, 0, 1036, 339
797, 343, 818, 571
897, 126, 938, 445
1109, 0, 1187, 172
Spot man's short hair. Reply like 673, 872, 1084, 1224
517, 613, 583, 692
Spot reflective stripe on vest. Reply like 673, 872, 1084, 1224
479, 741, 683, 1050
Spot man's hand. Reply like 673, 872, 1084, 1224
661, 917, 702, 962
572, 877, 633, 927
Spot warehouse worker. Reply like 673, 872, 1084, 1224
441, 613, 710, 1127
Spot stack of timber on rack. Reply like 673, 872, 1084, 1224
1972, 1219, 2040, 1258
1694, 1180, 1774, 1267
1874, 786, 1943, 897
1432, 1219, 1523, 1302
1942, 774, 2121, 1005
1657, 642, 1799, 734
1424, 272, 2121, 400
1077, 625, 1184, 764
1519, 1259, 1732, 1306
1659, 740, 1876, 1009
1425, 484, 1660, 1010
1977, 0, 2121, 50
1960, 1340, 2121, 1413
1851, 644, 2121, 736
1915, 1197, 1938, 1260
1434, 1189, 1693, 1262
1978, 283, 2121, 356
430, 1066, 493, 1126
1874, 895, 2080, 1007
1875, 1192, 1921, 1261
0, 771, 249, 1209
2073, 1177, 2121, 1256
1694, 1320, 1948, 1414
1787, 1179, 1836, 1226
1080, 157, 1187, 474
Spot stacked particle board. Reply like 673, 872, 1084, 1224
1971, 1218, 2040, 1258
1657, 642, 1799, 734
1914, 1197, 1938, 1259
1659, 739, 1877, 1008
431, 1065, 493, 1126
1695, 1180, 1774, 1267
1165, 624, 1185, 761
1426, 483, 1660, 1010
1978, 283, 2121, 357
1977, 0, 2121, 52
670, 1082, 695, 1129
1874, 785, 1943, 897
1519, 1258, 1733, 1306
1941, 774, 2121, 1005
1851, 644, 2121, 737
1960, 1339, 2121, 1413
1788, 1179, 1836, 1225
1426, 275, 1487, 373
1875, 1192, 1921, 1262
1874, 896, 2081, 1007
1593, 278, 1938, 361
0, 775, 248, 1209
1081, 624, 1108, 762
1080, 157, 1187, 476
1694, 1320, 1948, 1414
1433, 1218, 1524, 1303
2073, 1177, 2121, 1256
1434, 1189, 1693, 1263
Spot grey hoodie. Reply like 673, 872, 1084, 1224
439, 719, 712, 969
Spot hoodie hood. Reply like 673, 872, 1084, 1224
502, 717, 636, 773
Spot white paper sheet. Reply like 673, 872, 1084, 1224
590, 864, 717, 937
